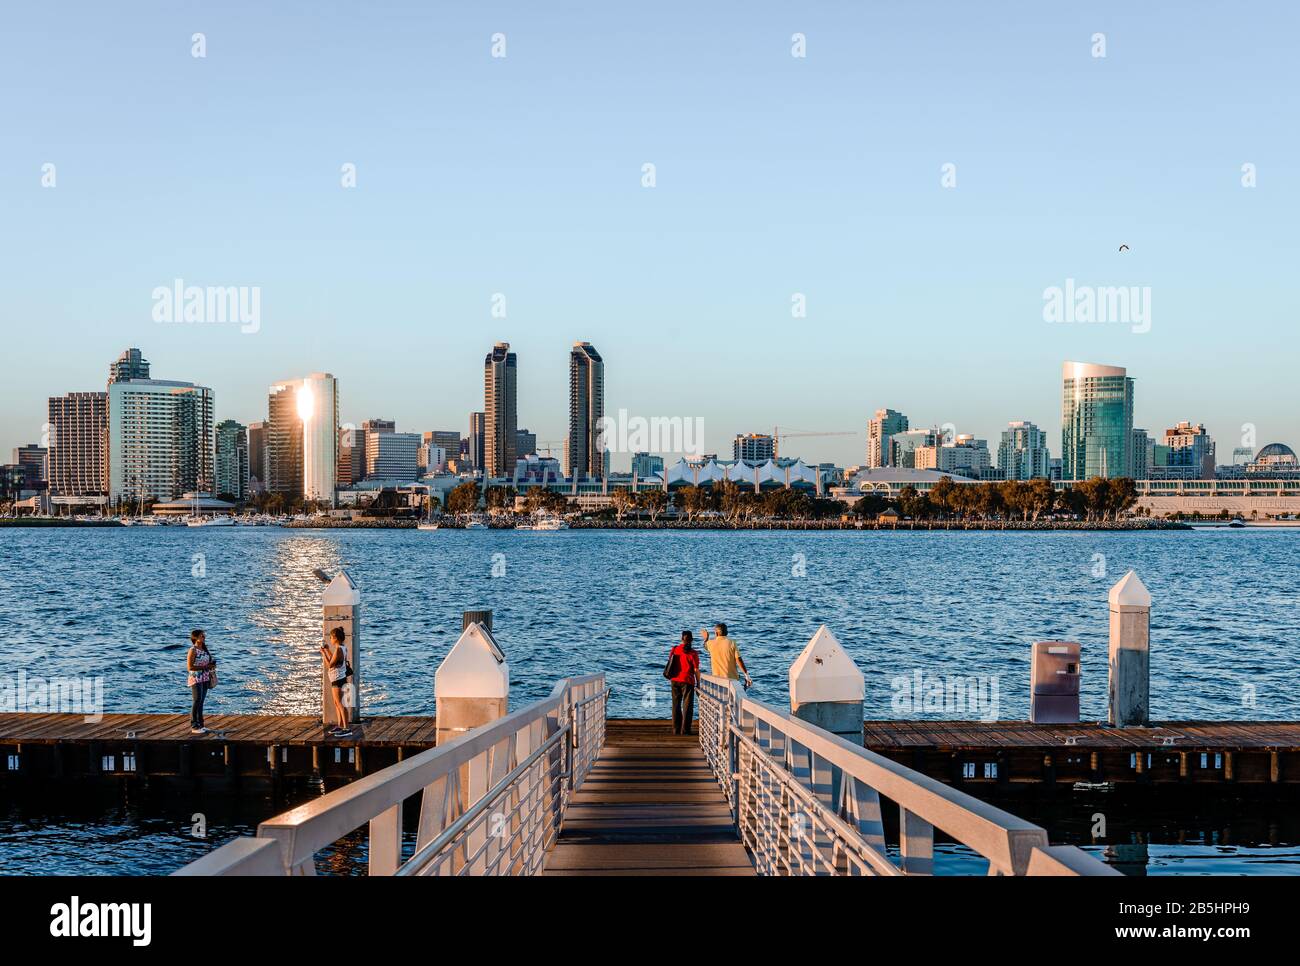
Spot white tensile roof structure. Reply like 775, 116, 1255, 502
655, 457, 820, 489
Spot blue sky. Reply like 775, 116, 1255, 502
2, 2, 1297, 467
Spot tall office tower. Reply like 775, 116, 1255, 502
215, 420, 250, 501
1130, 428, 1152, 480
47, 392, 108, 500
1061, 362, 1134, 480
357, 418, 395, 481
516, 428, 537, 457
429, 431, 461, 464
484, 343, 518, 478
733, 433, 775, 462
997, 421, 1051, 480
469, 412, 486, 472
12, 444, 47, 482
108, 347, 150, 386
266, 382, 304, 496
337, 426, 360, 485
631, 452, 665, 479
247, 421, 266, 486
298, 373, 339, 504
567, 341, 604, 480
108, 379, 215, 502
1164, 421, 1216, 479
866, 409, 909, 467
890, 428, 938, 469
365, 432, 421, 480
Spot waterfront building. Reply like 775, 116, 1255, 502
298, 373, 338, 504
733, 433, 775, 462
215, 419, 249, 502
484, 342, 518, 478
265, 382, 303, 497
366, 431, 420, 480
567, 341, 604, 480
108, 379, 215, 504
1163, 421, 1215, 479
107, 347, 150, 386
1243, 442, 1300, 480
247, 421, 266, 488
357, 418, 396, 482
890, 428, 939, 469
631, 452, 664, 480
12, 444, 47, 482
916, 434, 991, 478
47, 391, 108, 502
419, 434, 448, 475
428, 430, 461, 467
468, 412, 485, 472
837, 466, 976, 502
866, 409, 908, 467
517, 428, 538, 457
1060, 361, 1134, 480
1130, 429, 1152, 480
998, 421, 1050, 480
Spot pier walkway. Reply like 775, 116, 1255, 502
544, 722, 754, 876
166, 673, 1121, 876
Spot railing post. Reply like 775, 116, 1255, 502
368, 803, 403, 876
899, 808, 934, 875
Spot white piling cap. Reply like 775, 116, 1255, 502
789, 625, 865, 704
322, 570, 360, 607
1109, 570, 1151, 609
435, 622, 510, 699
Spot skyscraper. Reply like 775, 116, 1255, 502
1061, 362, 1135, 480
998, 421, 1050, 480
47, 392, 108, 501
567, 341, 604, 480
266, 382, 303, 496
733, 433, 775, 462
484, 343, 517, 478
1131, 428, 1152, 480
299, 373, 339, 504
247, 421, 266, 487
1164, 421, 1216, 479
357, 419, 395, 481
867, 409, 908, 467
469, 412, 485, 472
516, 428, 537, 457
215, 420, 250, 501
108, 348, 150, 386
12, 444, 47, 483
108, 379, 215, 502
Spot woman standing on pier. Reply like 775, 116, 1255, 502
667, 631, 700, 736
321, 626, 352, 738
186, 630, 216, 735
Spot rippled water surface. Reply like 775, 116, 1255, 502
1, 526, 1297, 874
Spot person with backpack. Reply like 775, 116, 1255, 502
320, 626, 353, 737
663, 630, 700, 736
186, 629, 217, 735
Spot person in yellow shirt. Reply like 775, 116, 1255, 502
701, 623, 752, 689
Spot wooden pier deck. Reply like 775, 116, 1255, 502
544, 720, 755, 876
1, 713, 1297, 787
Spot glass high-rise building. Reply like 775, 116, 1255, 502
484, 343, 518, 478
299, 373, 339, 504
247, 421, 266, 486
998, 421, 1050, 480
108, 379, 215, 503
867, 408, 908, 467
215, 419, 249, 501
568, 342, 604, 480
1060, 361, 1134, 480
266, 382, 303, 496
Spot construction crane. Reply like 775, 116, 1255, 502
771, 427, 857, 459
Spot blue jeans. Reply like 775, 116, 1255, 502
190, 682, 209, 728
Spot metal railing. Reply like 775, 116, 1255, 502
175, 674, 607, 876
696, 674, 1118, 877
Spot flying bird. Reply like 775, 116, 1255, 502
1118, 244, 1130, 252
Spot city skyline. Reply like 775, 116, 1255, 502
2, 3, 1297, 465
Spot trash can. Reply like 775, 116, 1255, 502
1030, 640, 1080, 724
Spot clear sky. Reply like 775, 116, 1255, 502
2, 2, 1297, 468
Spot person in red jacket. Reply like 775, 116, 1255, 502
668, 630, 701, 735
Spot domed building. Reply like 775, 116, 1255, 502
1247, 443, 1300, 478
